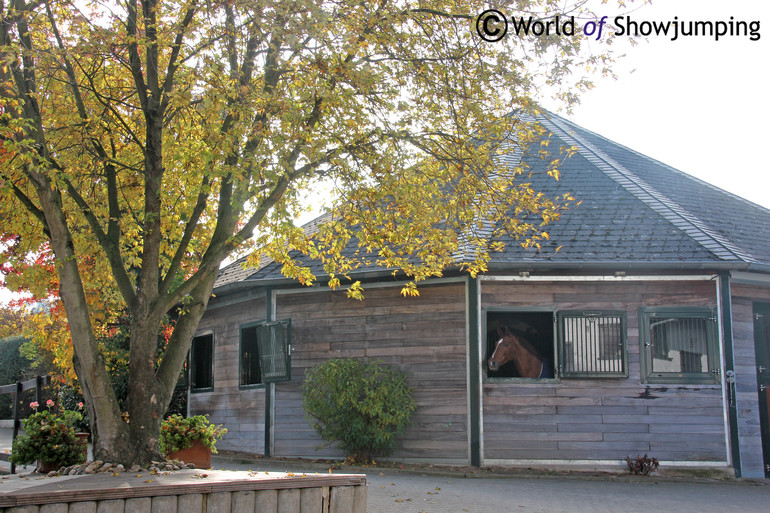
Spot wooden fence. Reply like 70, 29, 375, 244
0, 375, 49, 474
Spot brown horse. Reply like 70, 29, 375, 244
488, 327, 553, 378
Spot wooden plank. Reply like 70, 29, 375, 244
277, 489, 300, 513
232, 491, 256, 513
95, 500, 125, 513
299, 488, 323, 513
328, 487, 354, 513
68, 503, 97, 513
175, 495, 202, 513
255, 489, 279, 513
351, 485, 366, 513
150, 496, 177, 513
39, 505, 68, 513
206, 493, 230, 513
3, 506, 40, 513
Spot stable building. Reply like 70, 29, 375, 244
189, 111, 770, 478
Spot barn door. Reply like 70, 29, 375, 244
753, 302, 770, 477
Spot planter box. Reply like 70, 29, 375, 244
168, 439, 211, 469
0, 469, 367, 513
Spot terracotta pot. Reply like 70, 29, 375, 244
37, 459, 60, 473
167, 439, 211, 468
75, 432, 89, 460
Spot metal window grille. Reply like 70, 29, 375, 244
559, 312, 627, 378
642, 309, 718, 383
256, 320, 292, 383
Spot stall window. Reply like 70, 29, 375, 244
190, 333, 214, 391
240, 324, 262, 387
639, 307, 719, 384
486, 311, 555, 379
558, 311, 627, 378
240, 320, 292, 388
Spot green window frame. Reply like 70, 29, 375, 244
256, 320, 292, 383
190, 333, 214, 392
483, 309, 556, 381
639, 307, 720, 384
558, 311, 627, 378
239, 320, 291, 388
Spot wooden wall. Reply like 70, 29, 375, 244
730, 283, 767, 477
190, 294, 267, 456
480, 279, 727, 464
273, 282, 468, 463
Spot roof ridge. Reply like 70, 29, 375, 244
539, 113, 756, 264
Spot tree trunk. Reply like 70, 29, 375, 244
27, 168, 129, 463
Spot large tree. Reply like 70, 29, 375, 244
0, 0, 625, 464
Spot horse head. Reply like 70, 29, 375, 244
487, 327, 544, 378
488, 328, 518, 372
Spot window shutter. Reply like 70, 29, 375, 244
256, 320, 291, 383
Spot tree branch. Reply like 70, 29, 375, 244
125, 0, 149, 112
158, 175, 210, 296
61, 175, 137, 306
160, 0, 198, 113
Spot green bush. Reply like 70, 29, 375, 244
301, 358, 416, 464
10, 401, 85, 469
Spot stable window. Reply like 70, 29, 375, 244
240, 320, 292, 387
639, 307, 719, 384
190, 333, 214, 391
486, 311, 555, 379
256, 320, 291, 383
558, 311, 627, 378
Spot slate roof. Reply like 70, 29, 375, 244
214, 110, 770, 290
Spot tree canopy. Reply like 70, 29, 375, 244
0, 0, 627, 464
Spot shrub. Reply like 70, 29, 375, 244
10, 401, 85, 469
159, 414, 227, 456
301, 358, 416, 464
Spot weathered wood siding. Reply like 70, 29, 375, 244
729, 283, 767, 476
190, 295, 267, 456
273, 282, 468, 463
481, 279, 727, 463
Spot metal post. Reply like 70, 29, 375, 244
10, 381, 22, 474
719, 271, 742, 477
35, 375, 44, 406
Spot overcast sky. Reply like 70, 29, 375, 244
558, 0, 769, 209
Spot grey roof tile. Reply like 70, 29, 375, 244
215, 110, 770, 289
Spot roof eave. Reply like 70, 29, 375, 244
212, 260, 770, 296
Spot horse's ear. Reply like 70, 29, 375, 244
496, 327, 505, 337
499, 326, 512, 337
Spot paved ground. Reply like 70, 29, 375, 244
206, 458, 770, 513
2, 428, 768, 513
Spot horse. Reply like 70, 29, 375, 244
488, 327, 554, 378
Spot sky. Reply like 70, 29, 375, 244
556, 0, 769, 209
1, 0, 768, 305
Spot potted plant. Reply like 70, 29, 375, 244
10, 400, 86, 473
159, 414, 226, 468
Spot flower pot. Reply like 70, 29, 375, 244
75, 432, 89, 460
37, 459, 60, 474
167, 439, 211, 468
